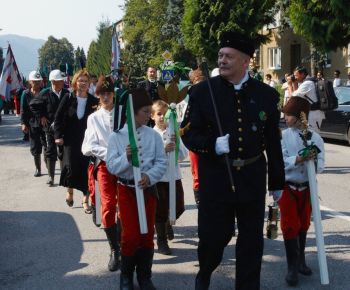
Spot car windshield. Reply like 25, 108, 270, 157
334, 87, 350, 105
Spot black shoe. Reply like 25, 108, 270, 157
120, 255, 136, 290
34, 169, 41, 177
108, 249, 121, 272
155, 223, 171, 255
136, 248, 156, 290
104, 224, 120, 271
195, 272, 210, 290
34, 155, 41, 177
298, 232, 312, 276
284, 238, 299, 286
157, 240, 171, 255
166, 220, 174, 241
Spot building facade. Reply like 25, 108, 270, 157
258, 27, 350, 84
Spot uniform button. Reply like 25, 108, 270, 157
238, 118, 242, 122
139, 153, 142, 156
239, 137, 243, 142
141, 160, 144, 163
238, 128, 243, 132
238, 147, 243, 152
235, 92, 239, 96
236, 167, 241, 171
237, 100, 241, 104
238, 109, 242, 113
138, 138, 141, 141
138, 146, 142, 149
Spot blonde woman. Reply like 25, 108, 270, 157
54, 69, 98, 213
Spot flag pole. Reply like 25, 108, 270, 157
127, 93, 148, 234
166, 103, 177, 225
300, 112, 329, 285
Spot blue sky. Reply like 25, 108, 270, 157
0, 0, 124, 51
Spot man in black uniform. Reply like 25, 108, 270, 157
35, 69, 69, 186
181, 32, 285, 290
21, 71, 47, 177
137, 66, 161, 101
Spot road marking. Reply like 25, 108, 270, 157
321, 205, 350, 222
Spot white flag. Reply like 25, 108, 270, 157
0, 45, 22, 101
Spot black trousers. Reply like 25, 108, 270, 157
29, 126, 46, 156
197, 199, 265, 290
43, 128, 58, 160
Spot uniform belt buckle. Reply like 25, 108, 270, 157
232, 159, 245, 167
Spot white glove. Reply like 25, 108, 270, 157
269, 190, 283, 202
215, 134, 230, 155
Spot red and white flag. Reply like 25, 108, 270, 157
0, 45, 22, 101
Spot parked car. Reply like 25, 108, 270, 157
319, 86, 350, 145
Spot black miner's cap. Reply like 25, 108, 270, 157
219, 31, 255, 57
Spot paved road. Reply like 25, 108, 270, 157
1, 114, 350, 290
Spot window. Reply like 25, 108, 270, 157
347, 44, 350, 66
268, 47, 281, 70
322, 53, 331, 68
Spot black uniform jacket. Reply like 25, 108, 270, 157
21, 89, 41, 128
137, 80, 162, 101
54, 92, 99, 145
35, 87, 70, 123
181, 76, 285, 203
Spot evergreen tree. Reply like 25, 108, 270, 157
86, 20, 113, 76
38, 36, 74, 71
182, 0, 277, 63
74, 46, 87, 70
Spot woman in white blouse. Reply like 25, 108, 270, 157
54, 69, 98, 213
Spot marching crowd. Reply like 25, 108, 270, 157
12, 31, 326, 290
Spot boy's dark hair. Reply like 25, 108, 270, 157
294, 66, 308, 75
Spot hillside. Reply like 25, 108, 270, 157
0, 34, 45, 77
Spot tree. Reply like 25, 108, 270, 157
123, 0, 196, 77
74, 46, 87, 70
38, 36, 74, 72
182, 0, 277, 63
86, 20, 113, 76
287, 0, 350, 52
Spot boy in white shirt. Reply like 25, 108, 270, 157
151, 100, 188, 255
107, 88, 167, 290
275, 97, 325, 287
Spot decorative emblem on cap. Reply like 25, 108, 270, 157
35, 73, 41, 78
102, 81, 110, 88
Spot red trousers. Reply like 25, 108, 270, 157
279, 184, 312, 240
189, 151, 199, 190
118, 184, 157, 256
88, 162, 118, 228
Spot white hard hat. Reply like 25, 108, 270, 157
211, 68, 220, 77
49, 69, 65, 81
28, 70, 43, 81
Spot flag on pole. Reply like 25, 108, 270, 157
111, 24, 120, 78
0, 45, 22, 101
65, 63, 70, 88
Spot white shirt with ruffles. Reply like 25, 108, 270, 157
281, 127, 325, 184
81, 108, 114, 161
106, 124, 168, 186
153, 126, 188, 182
